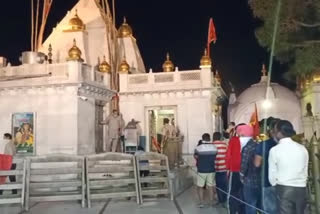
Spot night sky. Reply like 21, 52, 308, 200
0, 0, 292, 94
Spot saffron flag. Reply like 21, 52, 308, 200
249, 104, 260, 138
207, 18, 217, 56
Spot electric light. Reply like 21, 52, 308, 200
262, 99, 272, 109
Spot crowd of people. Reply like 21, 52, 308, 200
194, 119, 309, 214
0, 116, 309, 214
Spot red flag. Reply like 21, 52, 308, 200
207, 18, 217, 56
249, 104, 260, 138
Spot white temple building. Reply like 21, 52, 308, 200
39, 0, 146, 73
0, 58, 114, 155
119, 53, 225, 154
0, 0, 225, 157
228, 65, 303, 133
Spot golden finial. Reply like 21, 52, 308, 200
200, 48, 212, 67
99, 55, 111, 73
261, 64, 267, 76
118, 16, 133, 38
67, 39, 83, 62
162, 53, 174, 72
64, 9, 85, 32
119, 56, 130, 73
48, 44, 53, 64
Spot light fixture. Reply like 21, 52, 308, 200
262, 99, 272, 109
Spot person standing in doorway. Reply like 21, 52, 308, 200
212, 132, 228, 207
269, 120, 309, 214
161, 118, 177, 169
254, 119, 279, 214
101, 109, 123, 152
194, 133, 218, 208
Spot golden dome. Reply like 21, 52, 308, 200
162, 53, 174, 72
118, 17, 133, 38
67, 39, 83, 62
99, 56, 111, 73
66, 10, 85, 32
119, 58, 130, 73
200, 49, 212, 66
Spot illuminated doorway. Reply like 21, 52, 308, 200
145, 106, 177, 152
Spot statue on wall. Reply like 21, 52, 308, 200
101, 109, 125, 152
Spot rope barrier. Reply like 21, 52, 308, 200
180, 158, 269, 214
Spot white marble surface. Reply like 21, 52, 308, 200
229, 77, 303, 133
119, 68, 224, 154
0, 61, 114, 156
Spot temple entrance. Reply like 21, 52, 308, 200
146, 106, 177, 152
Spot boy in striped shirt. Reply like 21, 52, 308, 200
213, 132, 228, 207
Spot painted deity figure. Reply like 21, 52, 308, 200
101, 109, 125, 152
15, 123, 34, 146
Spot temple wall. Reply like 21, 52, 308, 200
77, 97, 96, 155
118, 68, 223, 155
119, 92, 213, 155
0, 61, 114, 156
0, 86, 79, 155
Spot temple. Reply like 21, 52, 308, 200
0, 0, 318, 157
0, 0, 225, 157
39, 0, 146, 73
228, 64, 303, 133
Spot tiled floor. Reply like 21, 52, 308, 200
0, 187, 227, 214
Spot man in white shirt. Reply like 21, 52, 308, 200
268, 120, 309, 214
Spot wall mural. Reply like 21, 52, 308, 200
12, 112, 35, 155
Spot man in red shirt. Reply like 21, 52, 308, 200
226, 123, 246, 214
213, 132, 228, 207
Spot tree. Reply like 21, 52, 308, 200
249, 0, 320, 78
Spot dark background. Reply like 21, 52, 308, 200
0, 0, 293, 94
